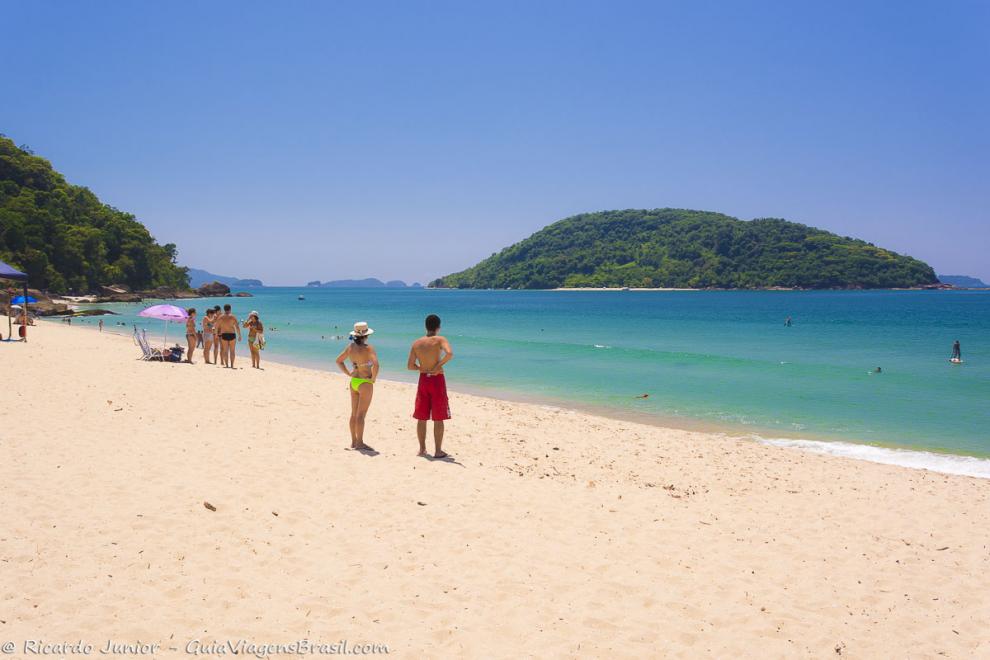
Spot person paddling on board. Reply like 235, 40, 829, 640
951, 340, 962, 362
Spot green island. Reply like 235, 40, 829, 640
0, 136, 188, 293
431, 209, 938, 290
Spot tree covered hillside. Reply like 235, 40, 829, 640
431, 209, 937, 289
0, 135, 188, 292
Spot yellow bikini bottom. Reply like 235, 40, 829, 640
350, 377, 374, 392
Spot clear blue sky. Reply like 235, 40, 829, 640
3, 1, 988, 284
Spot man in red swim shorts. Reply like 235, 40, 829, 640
407, 314, 454, 458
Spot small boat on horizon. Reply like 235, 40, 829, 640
298, 295, 305, 300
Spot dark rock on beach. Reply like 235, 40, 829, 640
29, 301, 71, 316
133, 286, 196, 300
45, 308, 117, 317
195, 281, 231, 297
1, 289, 70, 316
96, 292, 143, 303
72, 309, 118, 317
94, 281, 240, 302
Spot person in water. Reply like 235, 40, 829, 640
335, 322, 379, 451
951, 340, 961, 361
407, 314, 454, 458
184, 308, 197, 363
243, 311, 264, 369
785, 316, 792, 327
215, 304, 241, 368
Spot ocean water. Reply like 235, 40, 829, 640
78, 289, 990, 470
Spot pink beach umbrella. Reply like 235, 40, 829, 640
138, 304, 188, 348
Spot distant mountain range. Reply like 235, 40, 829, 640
307, 278, 423, 288
187, 268, 264, 289
937, 274, 989, 288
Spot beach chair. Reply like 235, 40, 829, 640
134, 326, 164, 361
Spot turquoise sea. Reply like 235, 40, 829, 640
77, 289, 990, 475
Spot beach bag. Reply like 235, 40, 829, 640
254, 333, 266, 350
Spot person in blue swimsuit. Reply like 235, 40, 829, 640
335, 321, 380, 451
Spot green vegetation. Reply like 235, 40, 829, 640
0, 135, 188, 292
431, 209, 937, 290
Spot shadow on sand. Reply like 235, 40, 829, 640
422, 453, 464, 467
346, 445, 380, 457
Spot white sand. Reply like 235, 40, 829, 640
1, 319, 988, 657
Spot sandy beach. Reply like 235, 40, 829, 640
2, 319, 988, 658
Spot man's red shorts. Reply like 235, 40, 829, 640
414, 373, 451, 421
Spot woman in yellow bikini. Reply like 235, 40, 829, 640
334, 321, 379, 451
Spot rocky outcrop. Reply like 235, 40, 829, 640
24, 303, 70, 317
147, 286, 197, 299
196, 281, 231, 297
91, 282, 237, 302
0, 289, 70, 316
96, 292, 143, 303
74, 308, 118, 316
232, 292, 254, 297
47, 308, 117, 317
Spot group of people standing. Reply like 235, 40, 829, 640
178, 306, 453, 457
183, 304, 265, 369
335, 313, 453, 458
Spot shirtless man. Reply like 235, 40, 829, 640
407, 314, 454, 458
214, 304, 242, 368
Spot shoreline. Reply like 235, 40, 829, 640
5, 316, 990, 656
47, 317, 990, 478
448, 286, 973, 292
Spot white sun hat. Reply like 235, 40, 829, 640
350, 321, 374, 337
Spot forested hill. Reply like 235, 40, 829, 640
0, 135, 188, 292
431, 209, 938, 290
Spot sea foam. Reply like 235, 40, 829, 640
757, 437, 990, 479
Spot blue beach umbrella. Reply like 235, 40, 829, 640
11, 295, 37, 305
